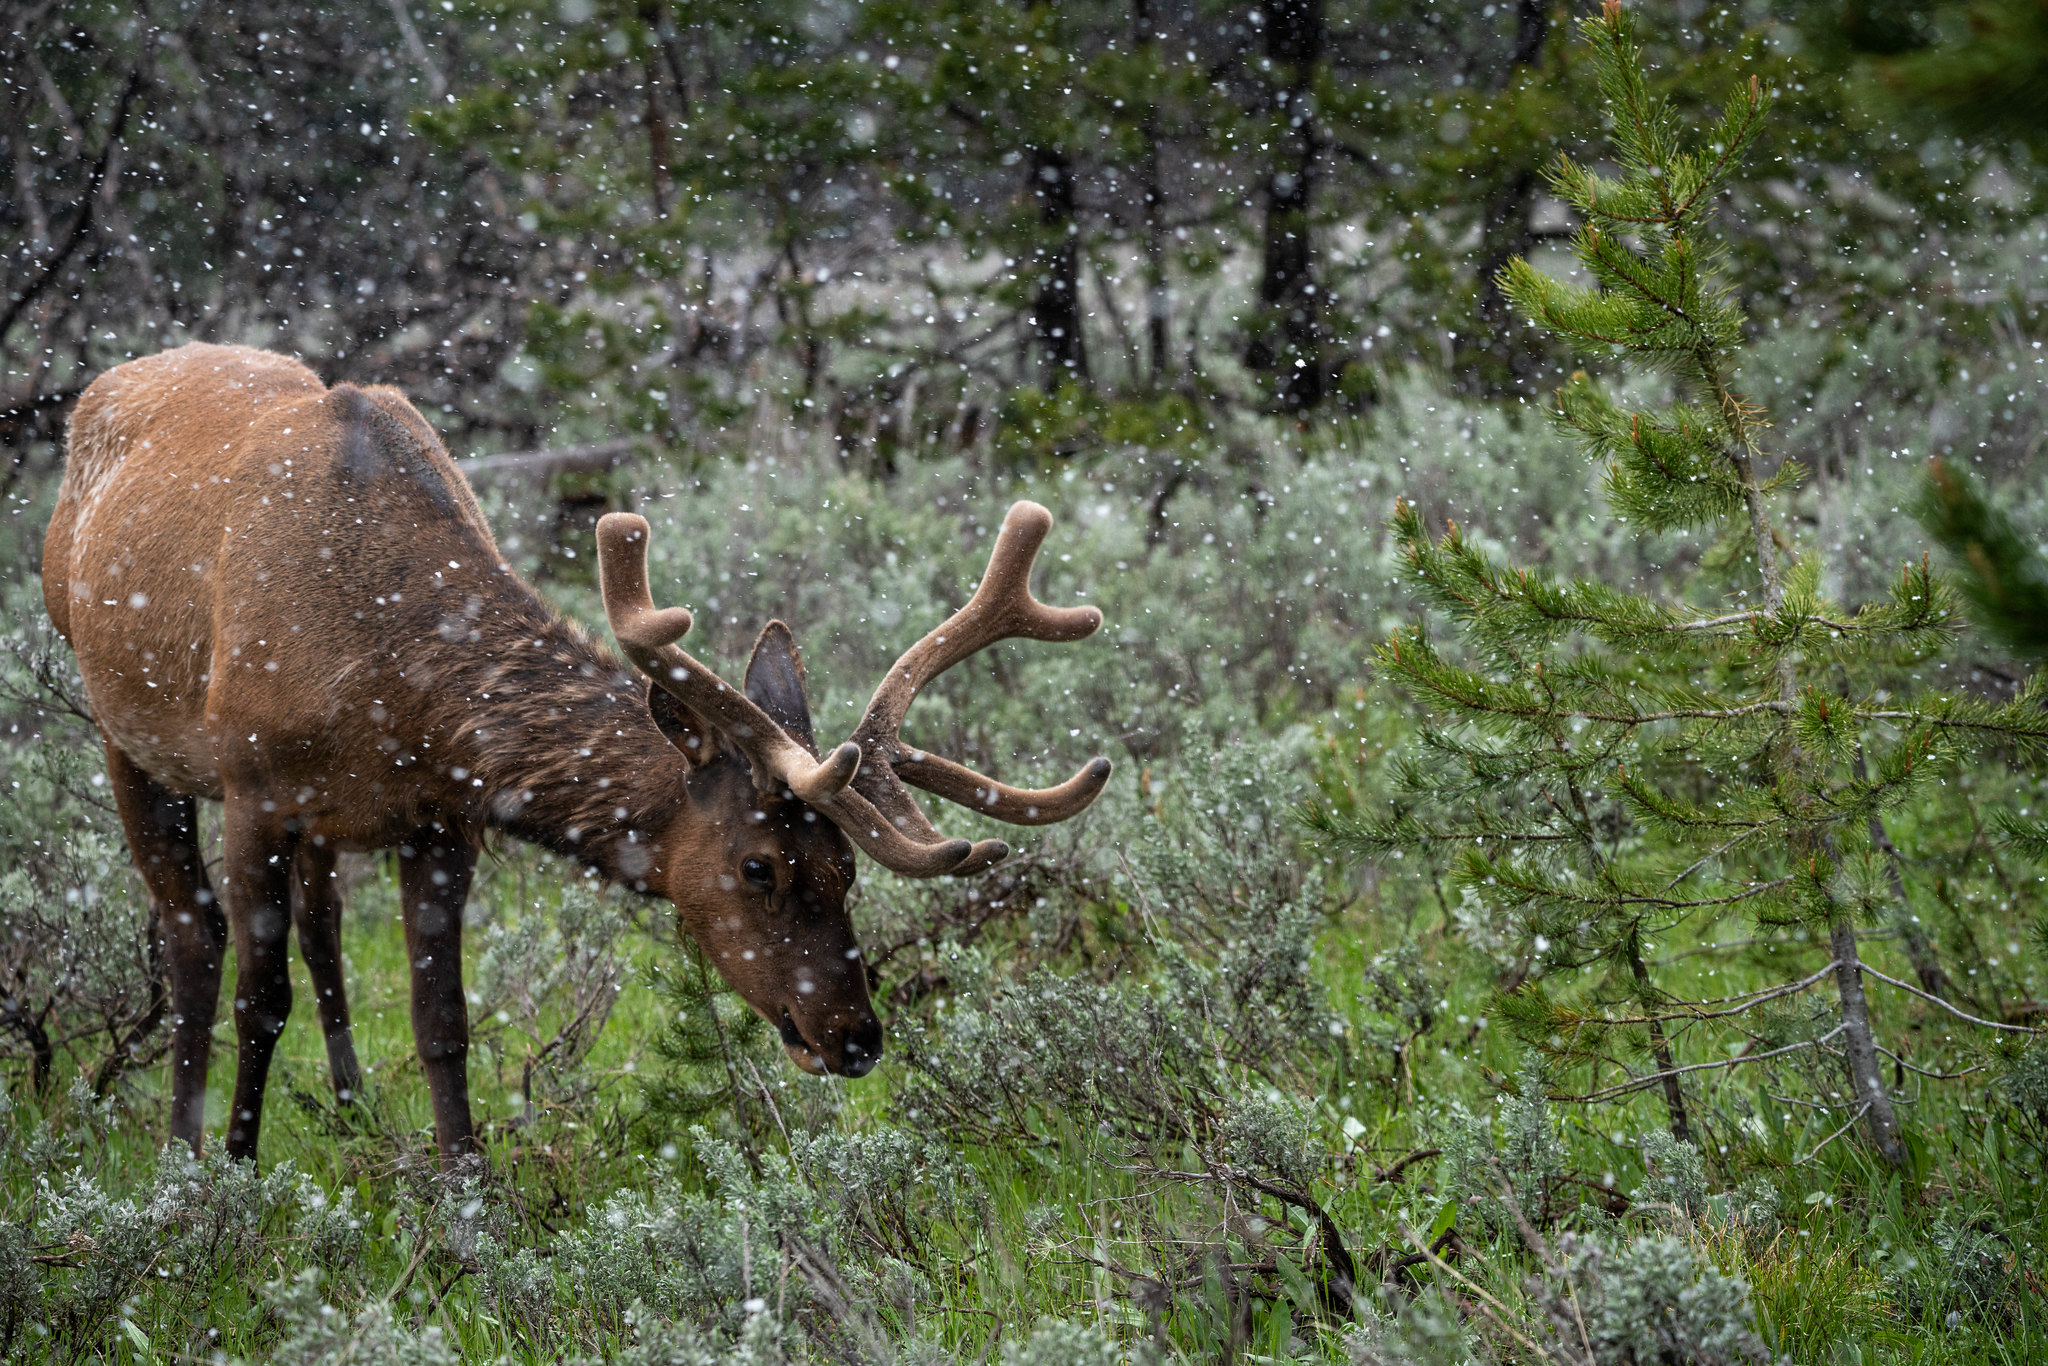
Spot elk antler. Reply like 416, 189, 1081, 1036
599, 514, 965, 875
845, 500, 1112, 873
596, 502, 1111, 878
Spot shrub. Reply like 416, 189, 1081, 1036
1356, 942, 1441, 1100
0, 712, 161, 1096
260, 1270, 460, 1366
1631, 1130, 1711, 1223
0, 1211, 35, 1359
892, 736, 1333, 1158
1998, 1039, 2048, 1155
1532, 1232, 1770, 1366
1890, 1205, 2022, 1326
9, 1141, 295, 1357
1001, 1319, 1126, 1366
1359, 1230, 1770, 1366
1439, 1058, 1572, 1234
292, 1173, 368, 1272
469, 878, 630, 1119
581, 1306, 789, 1366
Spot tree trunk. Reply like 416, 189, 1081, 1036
1464, 1, 1550, 394
1857, 747, 1952, 1000
1467, 168, 1539, 389
1508, 0, 1545, 68
1134, 0, 1171, 386
1143, 137, 1170, 385
1627, 927, 1691, 1143
644, 53, 671, 220
1027, 148, 1089, 389
1, 996, 56, 1094
783, 241, 824, 399
638, 0, 681, 220
1719, 366, 1908, 1170
1829, 916, 1909, 1167
1244, 0, 1324, 412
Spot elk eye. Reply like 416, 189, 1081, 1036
741, 857, 775, 890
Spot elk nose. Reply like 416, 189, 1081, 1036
836, 1015, 884, 1078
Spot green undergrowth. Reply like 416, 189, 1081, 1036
4, 423, 2048, 1361
3, 755, 2047, 1364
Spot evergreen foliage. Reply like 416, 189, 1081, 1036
17, 1, 2033, 460
1918, 457, 2048, 660
1818, 0, 2048, 158
1436, 1057, 1570, 1234
643, 941, 792, 1159
1312, 0, 2048, 1167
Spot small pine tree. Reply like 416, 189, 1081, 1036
643, 944, 794, 1164
1315, 1, 2048, 1165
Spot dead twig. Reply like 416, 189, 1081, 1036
1861, 965, 2046, 1034
1372, 1146, 1442, 1184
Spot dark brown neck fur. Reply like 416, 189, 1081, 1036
410, 573, 695, 888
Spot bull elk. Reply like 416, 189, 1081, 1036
43, 343, 1109, 1165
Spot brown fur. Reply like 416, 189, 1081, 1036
46, 343, 879, 1165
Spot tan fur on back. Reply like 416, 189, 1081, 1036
45, 343, 497, 810
63, 345, 322, 502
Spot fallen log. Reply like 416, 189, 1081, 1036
458, 438, 641, 481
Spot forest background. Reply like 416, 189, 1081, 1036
5, 0, 2048, 1362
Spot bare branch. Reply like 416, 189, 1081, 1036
1860, 964, 2046, 1034
1570, 960, 1838, 1026
458, 439, 640, 481
1793, 1102, 1870, 1166
1563, 1026, 1846, 1105
1872, 1046, 1984, 1081
0, 62, 148, 342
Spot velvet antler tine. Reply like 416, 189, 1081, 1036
598, 513, 844, 798
813, 779, 978, 875
789, 742, 861, 804
596, 513, 695, 652
825, 500, 1112, 876
949, 839, 1012, 875
852, 502, 1104, 747
894, 752, 1112, 826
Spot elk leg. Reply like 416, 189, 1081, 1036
398, 830, 478, 1164
220, 799, 296, 1163
291, 842, 362, 1102
104, 743, 222, 1155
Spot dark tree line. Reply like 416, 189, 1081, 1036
3, 0, 2033, 475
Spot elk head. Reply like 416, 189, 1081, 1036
596, 500, 1112, 1077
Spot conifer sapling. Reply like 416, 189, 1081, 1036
1314, 0, 2048, 1167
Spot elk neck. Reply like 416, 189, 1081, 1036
410, 575, 696, 890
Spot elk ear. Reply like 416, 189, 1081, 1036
648, 684, 724, 769
745, 621, 818, 757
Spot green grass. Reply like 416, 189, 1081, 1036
13, 839, 2040, 1363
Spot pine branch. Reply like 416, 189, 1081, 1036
1394, 500, 1954, 657
1537, 960, 1837, 1029
1917, 457, 2048, 659
1469, 851, 1792, 915
1299, 803, 1576, 854
1994, 809, 2048, 861
1562, 1025, 1846, 1105
1858, 678, 2048, 755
